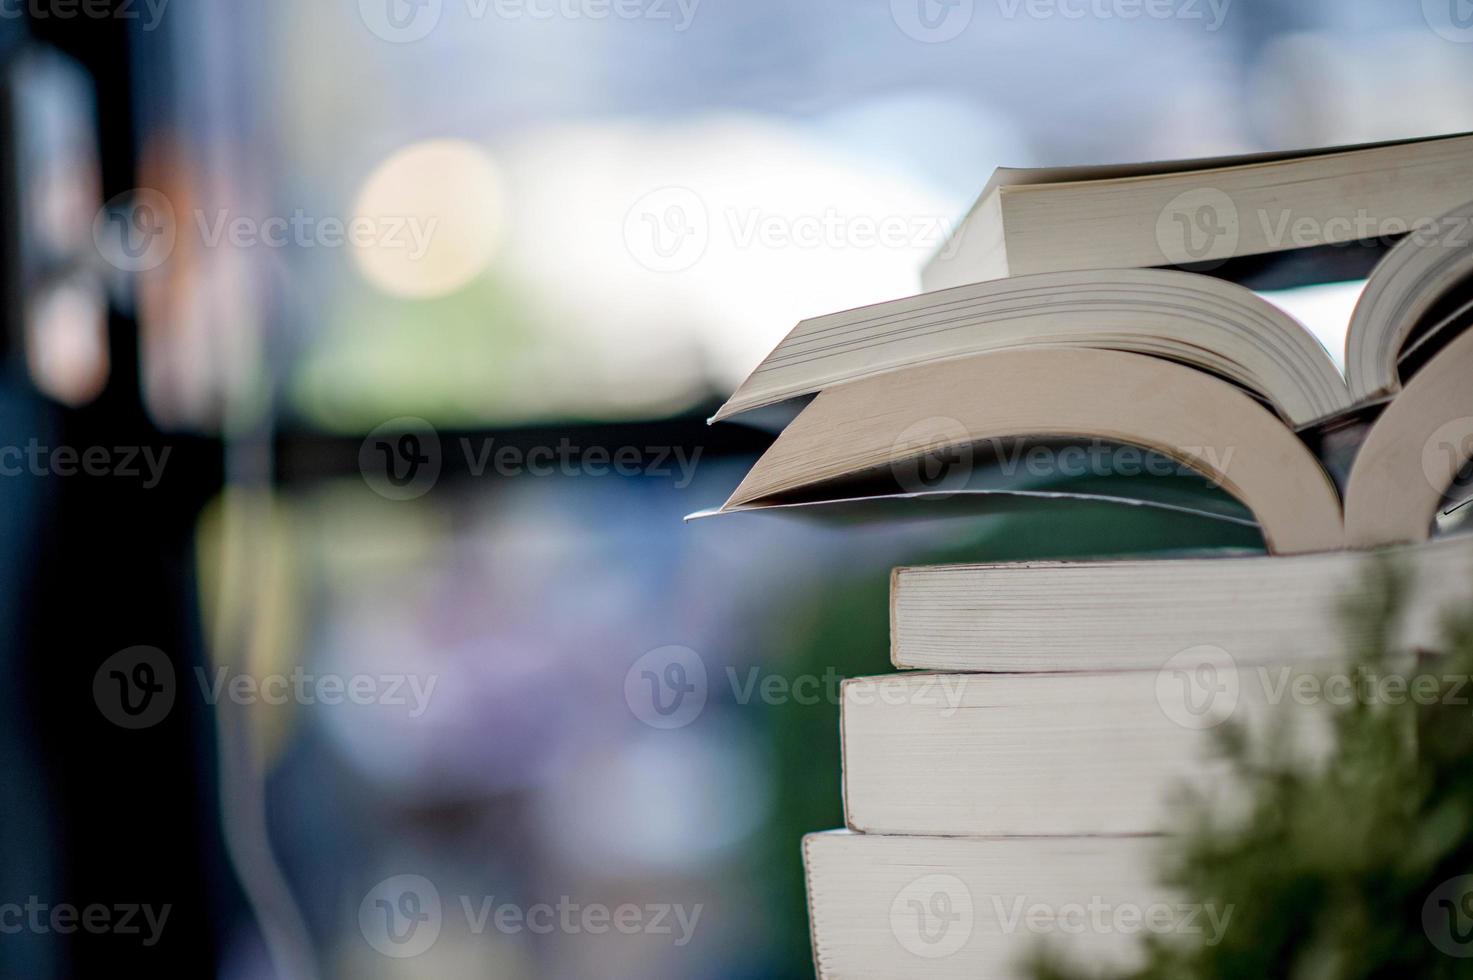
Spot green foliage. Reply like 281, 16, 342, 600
1032, 558, 1473, 979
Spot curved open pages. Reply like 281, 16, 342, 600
1346, 200, 1473, 404
720, 347, 1344, 555
691, 487, 1261, 531
713, 268, 1347, 430
1345, 326, 1473, 548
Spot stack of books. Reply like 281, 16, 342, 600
706, 132, 1473, 978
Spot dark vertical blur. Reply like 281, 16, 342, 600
0, 7, 231, 977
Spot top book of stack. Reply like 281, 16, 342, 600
920, 131, 1473, 290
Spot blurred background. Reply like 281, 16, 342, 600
3, 1, 1473, 977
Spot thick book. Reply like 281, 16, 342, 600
919, 131, 1473, 290
840, 669, 1334, 838
888, 534, 1473, 673
803, 831, 1199, 980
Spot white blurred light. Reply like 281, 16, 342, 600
500, 115, 962, 406
26, 276, 109, 406
350, 139, 506, 299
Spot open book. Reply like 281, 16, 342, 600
920, 131, 1473, 290
711, 200, 1473, 555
